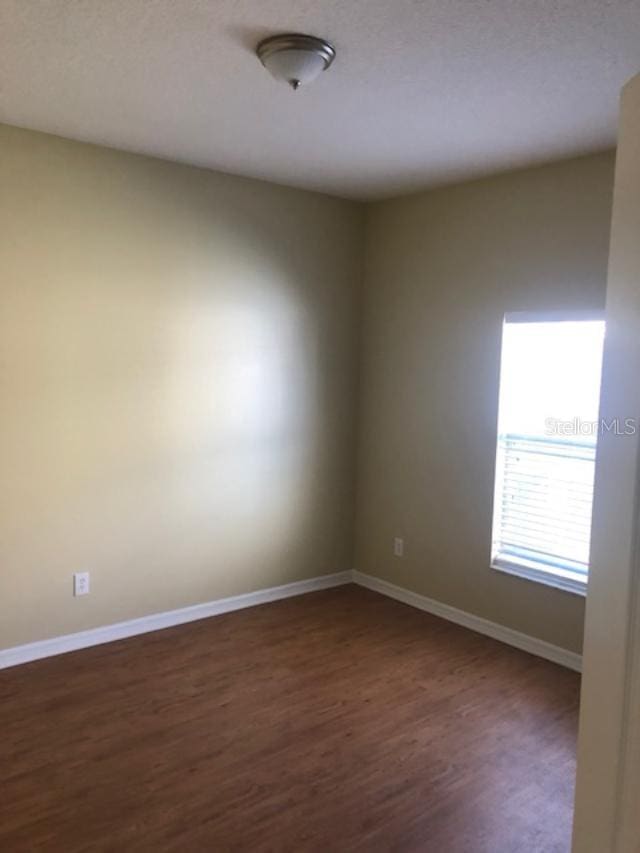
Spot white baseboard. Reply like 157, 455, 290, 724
0, 571, 352, 670
0, 569, 581, 673
352, 571, 582, 672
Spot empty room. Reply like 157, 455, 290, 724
2, 2, 640, 851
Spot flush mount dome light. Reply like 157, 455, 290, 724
256, 33, 336, 90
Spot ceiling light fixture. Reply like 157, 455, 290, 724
256, 33, 336, 91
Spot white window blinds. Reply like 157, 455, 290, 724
491, 314, 605, 593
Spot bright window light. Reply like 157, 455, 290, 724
491, 312, 605, 594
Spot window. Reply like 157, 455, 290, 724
491, 312, 605, 594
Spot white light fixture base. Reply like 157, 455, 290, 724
256, 33, 336, 90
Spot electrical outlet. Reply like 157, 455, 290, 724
73, 572, 90, 597
393, 537, 404, 558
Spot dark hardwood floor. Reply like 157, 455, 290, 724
0, 584, 580, 852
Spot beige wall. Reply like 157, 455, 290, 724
355, 152, 615, 653
0, 123, 616, 657
0, 124, 363, 649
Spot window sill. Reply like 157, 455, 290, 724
491, 557, 588, 596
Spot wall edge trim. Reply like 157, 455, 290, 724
352, 570, 582, 672
0, 571, 353, 670
1, 570, 581, 673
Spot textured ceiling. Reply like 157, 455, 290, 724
1, 1, 639, 199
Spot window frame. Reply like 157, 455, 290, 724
490, 309, 605, 597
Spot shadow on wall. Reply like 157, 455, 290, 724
0, 126, 362, 647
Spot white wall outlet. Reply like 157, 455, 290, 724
73, 572, 90, 596
393, 537, 404, 558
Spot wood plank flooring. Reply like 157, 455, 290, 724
0, 584, 580, 852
